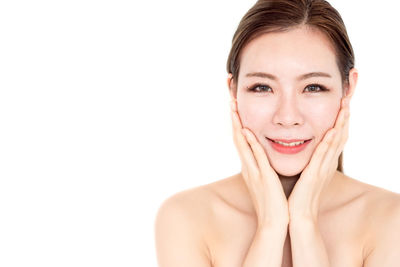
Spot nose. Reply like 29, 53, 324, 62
272, 95, 304, 127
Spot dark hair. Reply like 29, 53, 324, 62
226, 0, 355, 173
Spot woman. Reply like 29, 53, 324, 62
155, 0, 400, 266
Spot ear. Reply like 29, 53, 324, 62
227, 73, 237, 101
344, 68, 358, 102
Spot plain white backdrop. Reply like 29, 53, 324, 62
0, 0, 399, 266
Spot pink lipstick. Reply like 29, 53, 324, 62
267, 138, 312, 154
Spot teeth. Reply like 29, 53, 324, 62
273, 140, 306, 146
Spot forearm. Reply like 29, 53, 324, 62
242, 224, 288, 267
289, 218, 330, 267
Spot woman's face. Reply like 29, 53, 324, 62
231, 26, 348, 177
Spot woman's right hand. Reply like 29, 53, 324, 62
230, 99, 290, 229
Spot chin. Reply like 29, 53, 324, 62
275, 169, 302, 177
270, 161, 307, 177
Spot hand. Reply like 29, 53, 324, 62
230, 100, 289, 228
288, 97, 351, 223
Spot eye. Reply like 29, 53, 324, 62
304, 84, 329, 93
247, 83, 330, 94
247, 83, 272, 93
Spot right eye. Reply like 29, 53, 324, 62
247, 83, 273, 93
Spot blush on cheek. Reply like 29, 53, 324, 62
315, 109, 340, 142
238, 103, 267, 128
312, 101, 339, 127
244, 116, 271, 141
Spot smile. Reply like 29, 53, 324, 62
266, 137, 312, 154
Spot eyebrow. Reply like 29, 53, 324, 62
245, 71, 332, 81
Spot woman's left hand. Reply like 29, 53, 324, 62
288, 97, 350, 223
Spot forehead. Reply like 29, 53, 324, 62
238, 26, 340, 80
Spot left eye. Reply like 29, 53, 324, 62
304, 84, 328, 92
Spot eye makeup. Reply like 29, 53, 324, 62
246, 83, 330, 94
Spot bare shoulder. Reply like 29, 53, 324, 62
154, 180, 225, 267
344, 174, 400, 262
156, 182, 215, 218
155, 173, 245, 225
154, 174, 248, 266
347, 174, 400, 217
343, 173, 400, 224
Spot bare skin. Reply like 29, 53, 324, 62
155, 26, 400, 267
167, 171, 400, 267
155, 97, 400, 266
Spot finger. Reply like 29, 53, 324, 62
321, 115, 347, 175
333, 97, 349, 128
241, 128, 287, 205
303, 98, 349, 180
230, 103, 259, 176
334, 99, 350, 154
241, 127, 278, 181
331, 103, 350, 165
331, 101, 348, 150
319, 97, 348, 165
337, 107, 350, 153
306, 128, 337, 178
330, 98, 350, 156
321, 99, 350, 174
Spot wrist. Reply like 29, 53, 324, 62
289, 216, 317, 229
257, 219, 289, 232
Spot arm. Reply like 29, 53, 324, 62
154, 195, 212, 267
289, 218, 330, 267
285, 97, 352, 267
242, 223, 288, 267
230, 99, 291, 266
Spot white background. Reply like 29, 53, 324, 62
0, 0, 399, 266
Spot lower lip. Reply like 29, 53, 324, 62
267, 138, 312, 154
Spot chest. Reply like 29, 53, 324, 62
206, 208, 366, 267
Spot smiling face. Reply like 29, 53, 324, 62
230, 25, 348, 177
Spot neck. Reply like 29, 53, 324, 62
237, 170, 343, 217
278, 173, 301, 199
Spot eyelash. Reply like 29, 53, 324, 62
247, 83, 330, 94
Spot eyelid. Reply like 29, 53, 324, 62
304, 83, 329, 92
247, 83, 329, 93
246, 83, 272, 93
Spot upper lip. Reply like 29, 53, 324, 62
267, 137, 312, 143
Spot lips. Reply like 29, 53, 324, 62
267, 137, 312, 143
266, 137, 312, 154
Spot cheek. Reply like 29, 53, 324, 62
237, 99, 271, 133
237, 95, 341, 141
307, 101, 340, 138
